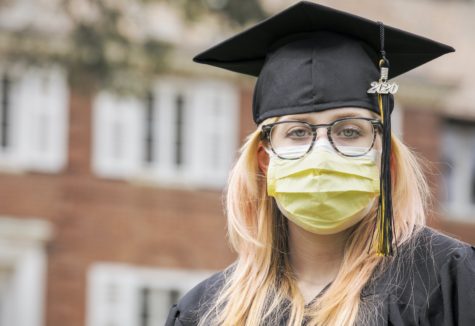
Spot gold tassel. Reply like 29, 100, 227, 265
376, 93, 394, 256
367, 23, 397, 257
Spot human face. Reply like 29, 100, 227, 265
262, 107, 382, 237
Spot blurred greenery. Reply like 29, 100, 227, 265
62, 0, 171, 95
0, 0, 265, 96
166, 0, 266, 25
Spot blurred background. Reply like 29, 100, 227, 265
0, 0, 473, 325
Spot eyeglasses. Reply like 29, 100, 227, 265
261, 117, 382, 160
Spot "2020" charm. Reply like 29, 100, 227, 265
367, 81, 399, 94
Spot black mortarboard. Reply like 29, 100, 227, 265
193, 1, 454, 256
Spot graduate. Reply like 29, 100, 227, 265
166, 2, 475, 325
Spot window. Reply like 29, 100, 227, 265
92, 92, 144, 179
149, 78, 239, 187
441, 119, 475, 220
87, 264, 212, 326
0, 216, 52, 326
0, 65, 69, 173
92, 77, 239, 188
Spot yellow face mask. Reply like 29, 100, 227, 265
267, 143, 380, 235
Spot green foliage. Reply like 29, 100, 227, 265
164, 0, 266, 26
61, 0, 172, 95
0, 0, 266, 95
213, 0, 266, 26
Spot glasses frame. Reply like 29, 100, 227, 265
261, 117, 383, 160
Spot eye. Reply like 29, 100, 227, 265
287, 127, 312, 138
338, 127, 361, 138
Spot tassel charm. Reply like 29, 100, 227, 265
367, 60, 399, 95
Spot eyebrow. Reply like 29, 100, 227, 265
330, 111, 374, 120
279, 110, 376, 123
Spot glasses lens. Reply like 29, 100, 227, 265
270, 122, 313, 159
331, 119, 375, 156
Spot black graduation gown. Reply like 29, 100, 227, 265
165, 227, 475, 325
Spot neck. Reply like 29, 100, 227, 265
287, 221, 351, 285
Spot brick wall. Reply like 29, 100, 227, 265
0, 85, 236, 326
0, 81, 474, 326
402, 107, 443, 204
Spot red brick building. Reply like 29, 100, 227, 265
0, 1, 474, 326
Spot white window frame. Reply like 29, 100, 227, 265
92, 76, 239, 189
441, 120, 475, 221
146, 77, 239, 187
0, 65, 69, 173
86, 263, 213, 326
92, 91, 144, 179
391, 103, 403, 138
0, 216, 52, 326
0, 64, 22, 170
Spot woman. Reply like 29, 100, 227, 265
166, 2, 475, 325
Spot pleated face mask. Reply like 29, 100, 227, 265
267, 141, 380, 235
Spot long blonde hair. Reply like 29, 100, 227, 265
199, 122, 430, 326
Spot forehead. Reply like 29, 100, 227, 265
277, 107, 378, 123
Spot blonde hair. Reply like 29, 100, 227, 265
199, 121, 430, 326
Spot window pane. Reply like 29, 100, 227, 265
140, 287, 150, 326
144, 92, 156, 164
0, 74, 11, 149
0, 267, 13, 326
174, 94, 184, 167
442, 119, 475, 218
138, 287, 179, 326
111, 120, 124, 160
147, 288, 180, 326
92, 91, 144, 179
471, 144, 475, 204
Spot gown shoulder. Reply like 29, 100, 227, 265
365, 226, 475, 326
416, 227, 475, 326
164, 227, 475, 326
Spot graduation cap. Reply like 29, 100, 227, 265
193, 1, 454, 256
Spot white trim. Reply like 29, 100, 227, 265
0, 65, 69, 173
391, 103, 403, 138
441, 121, 475, 220
92, 76, 240, 189
86, 263, 212, 326
0, 216, 53, 326
148, 76, 239, 188
184, 80, 238, 186
92, 91, 144, 179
